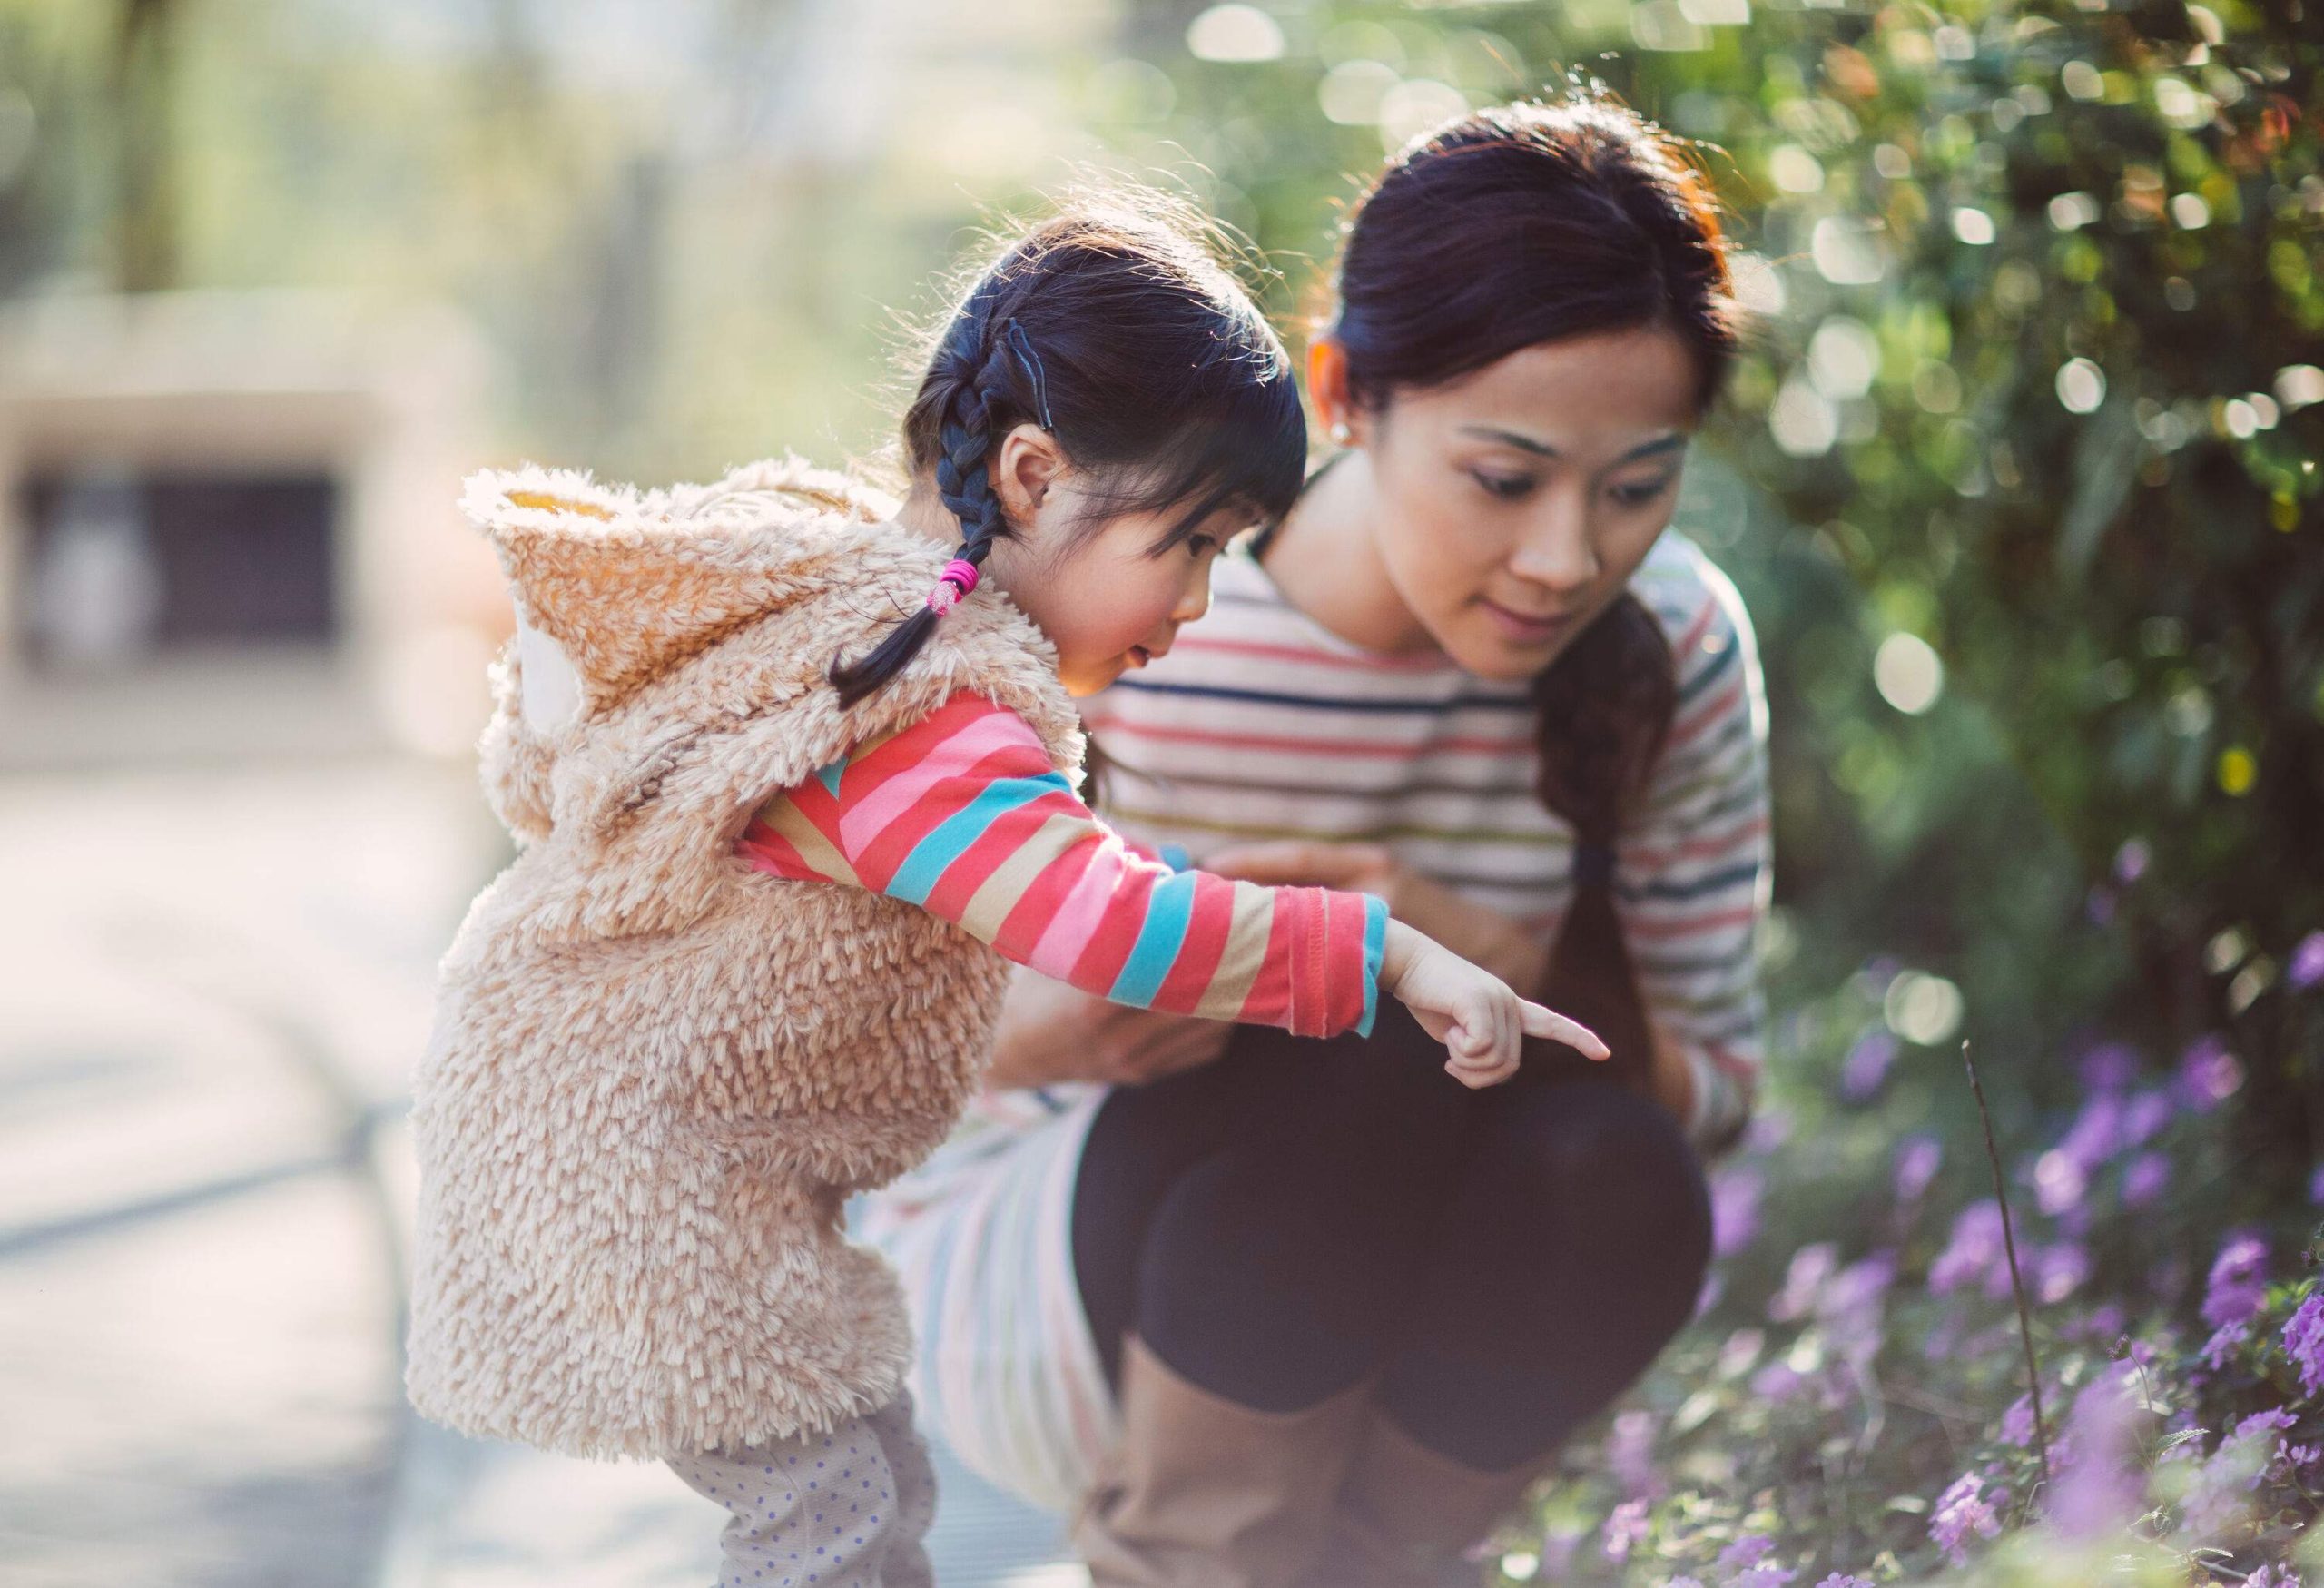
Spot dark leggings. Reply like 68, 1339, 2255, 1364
1068, 1001, 1713, 1473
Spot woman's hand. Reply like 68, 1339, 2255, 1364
1204, 840, 1551, 995
1380, 920, 1608, 1088
983, 968, 1233, 1090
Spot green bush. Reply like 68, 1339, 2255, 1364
1108, 0, 2324, 1187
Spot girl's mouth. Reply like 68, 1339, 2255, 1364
1128, 646, 1152, 668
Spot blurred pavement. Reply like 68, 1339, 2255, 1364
0, 758, 1078, 1587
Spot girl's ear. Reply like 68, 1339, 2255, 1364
1307, 336, 1364, 447
992, 422, 1066, 531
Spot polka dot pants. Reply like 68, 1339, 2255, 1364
667, 1393, 937, 1588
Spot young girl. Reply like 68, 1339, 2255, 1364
403, 202, 1605, 1588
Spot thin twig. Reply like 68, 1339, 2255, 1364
1964, 1039, 2053, 1478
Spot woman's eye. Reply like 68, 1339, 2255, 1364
1472, 471, 1533, 501
1610, 476, 1677, 508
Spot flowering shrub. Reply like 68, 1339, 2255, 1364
1489, 997, 2324, 1587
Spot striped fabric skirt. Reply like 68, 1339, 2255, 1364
854, 1084, 1120, 1514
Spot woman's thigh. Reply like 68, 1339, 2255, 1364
1375, 1077, 1712, 1468
1069, 1001, 1479, 1395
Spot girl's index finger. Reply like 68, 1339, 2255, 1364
1519, 1001, 1610, 1060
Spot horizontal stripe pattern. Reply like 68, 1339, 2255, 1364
734, 692, 1389, 1039
1083, 529, 1769, 1144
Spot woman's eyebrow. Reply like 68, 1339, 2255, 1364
1457, 425, 1688, 464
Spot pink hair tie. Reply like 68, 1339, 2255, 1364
925, 557, 980, 616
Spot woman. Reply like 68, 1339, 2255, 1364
859, 96, 1769, 1587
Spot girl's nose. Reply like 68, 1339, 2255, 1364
1172, 562, 1216, 625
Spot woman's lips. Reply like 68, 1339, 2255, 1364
1479, 597, 1575, 646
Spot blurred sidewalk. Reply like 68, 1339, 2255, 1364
0, 758, 1078, 1587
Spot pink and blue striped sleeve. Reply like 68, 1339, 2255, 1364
737, 692, 1387, 1038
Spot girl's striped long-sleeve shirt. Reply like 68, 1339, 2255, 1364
734, 691, 1390, 1039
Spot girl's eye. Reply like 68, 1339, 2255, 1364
1186, 533, 1218, 557
1610, 476, 1678, 508
1472, 471, 1533, 501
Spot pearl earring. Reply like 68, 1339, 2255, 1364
1329, 420, 1352, 446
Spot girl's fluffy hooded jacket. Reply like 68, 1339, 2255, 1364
404, 457, 1084, 1459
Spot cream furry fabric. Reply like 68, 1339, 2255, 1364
406, 456, 1085, 1459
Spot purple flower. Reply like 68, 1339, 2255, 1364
2057, 1094, 2126, 1171
2113, 838, 2151, 883
2201, 1321, 2250, 1372
2246, 1567, 2305, 1588
1768, 1242, 1838, 1323
2179, 1408, 2298, 1542
2066, 1302, 2127, 1346
1601, 1496, 1650, 1563
2311, 1165, 2324, 1206
2051, 1364, 2143, 1536
1750, 1359, 1809, 1404
2034, 1149, 2090, 1217
1608, 1408, 1664, 1500
1840, 1029, 1897, 1102
2122, 1151, 2171, 1207
1999, 1393, 2036, 1446
1929, 1470, 2003, 1563
1711, 1168, 1764, 1258
2079, 1041, 2137, 1094
2177, 1035, 2243, 1112
1931, 1201, 2007, 1297
2290, 930, 2324, 991
2086, 886, 2115, 925
1813, 1578, 1876, 1588
2282, 1293, 2324, 1397
1893, 1136, 1943, 1206
1717, 1536, 1775, 1573
2122, 1089, 2173, 1147
1729, 1568, 1796, 1588
2202, 1233, 2270, 1329
2035, 1241, 2092, 1305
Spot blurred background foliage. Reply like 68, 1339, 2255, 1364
2, 0, 2318, 1196
1094, 0, 2324, 1207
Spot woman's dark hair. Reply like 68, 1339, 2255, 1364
831, 202, 1306, 706
1326, 95, 1742, 1099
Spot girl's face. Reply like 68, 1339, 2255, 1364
1323, 325, 1701, 683
984, 426, 1245, 695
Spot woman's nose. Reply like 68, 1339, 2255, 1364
1507, 503, 1600, 595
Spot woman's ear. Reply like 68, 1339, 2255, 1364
993, 422, 1065, 529
1307, 336, 1364, 447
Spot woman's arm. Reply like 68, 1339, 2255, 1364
981, 968, 1232, 1090
1613, 569, 1772, 1149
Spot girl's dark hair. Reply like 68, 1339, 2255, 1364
1327, 96, 1740, 1097
832, 202, 1306, 706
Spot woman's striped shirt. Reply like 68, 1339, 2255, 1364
1083, 528, 1769, 1143
736, 691, 1389, 1039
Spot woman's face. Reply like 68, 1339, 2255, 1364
1341, 325, 1701, 683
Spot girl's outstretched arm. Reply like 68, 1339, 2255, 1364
738, 692, 1605, 1077
740, 692, 1384, 1038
